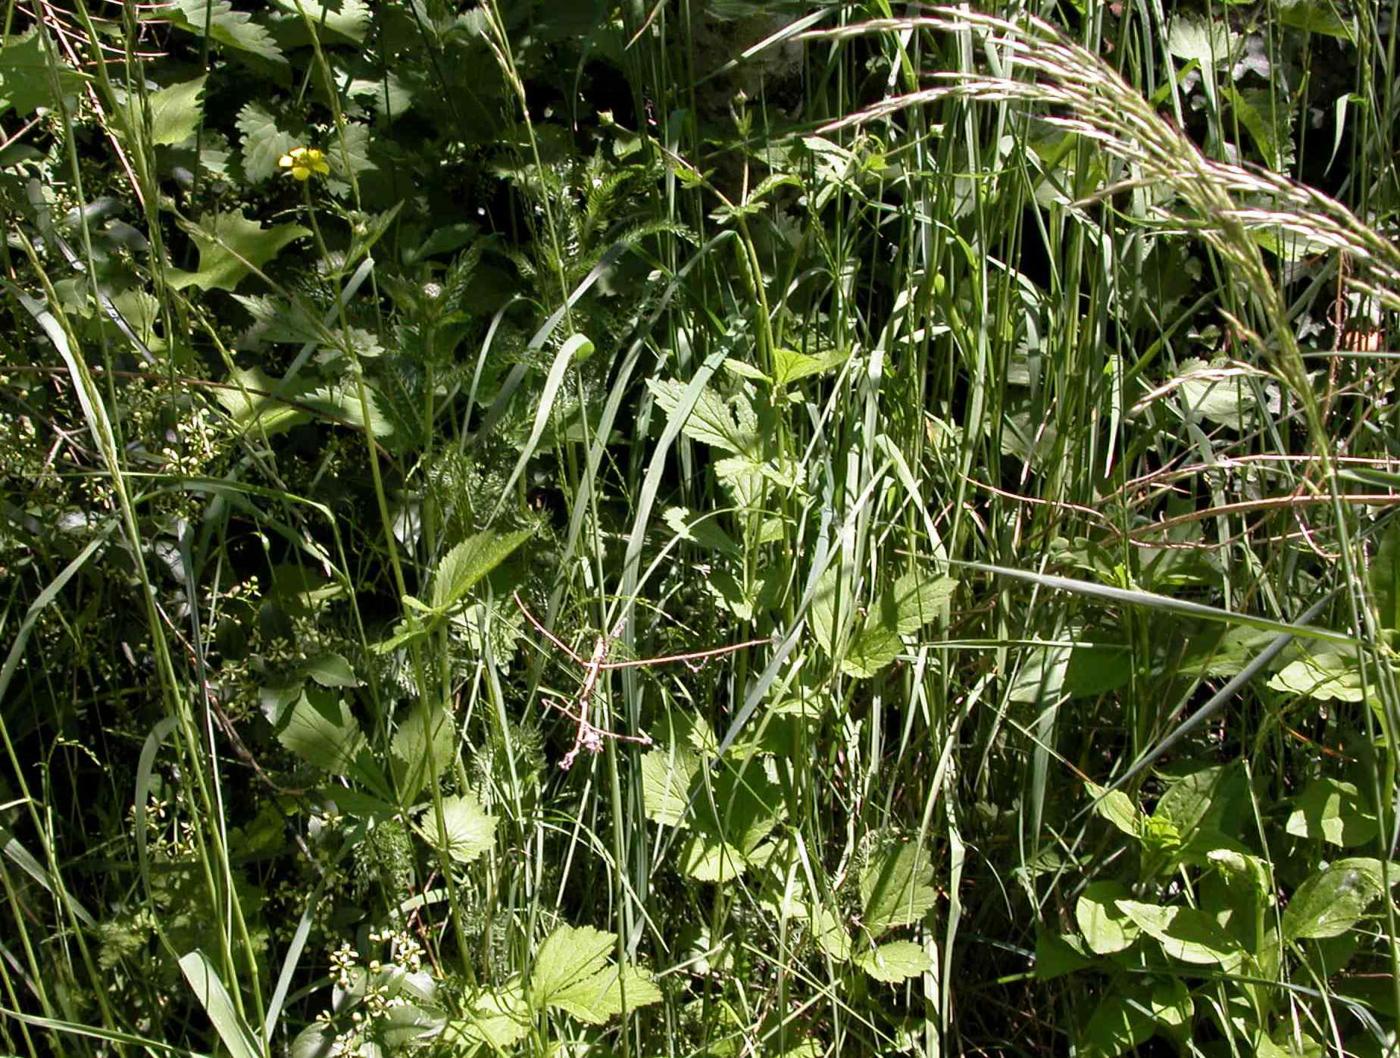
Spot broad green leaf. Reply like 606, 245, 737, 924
1166, 15, 1235, 67
810, 561, 854, 659
1369, 521, 1400, 634
1286, 778, 1378, 848
662, 506, 741, 557
860, 840, 937, 936
422, 793, 496, 865
304, 652, 357, 688
1079, 991, 1154, 1058
391, 703, 456, 801
1283, 857, 1394, 940
679, 831, 749, 883
302, 380, 394, 437
1075, 880, 1139, 955
214, 366, 306, 434
1153, 763, 1245, 845
1268, 650, 1368, 702
1034, 930, 1092, 980
548, 964, 661, 1024
148, 0, 287, 66
0, 32, 87, 117
646, 379, 759, 454
147, 76, 207, 145
811, 903, 851, 961
640, 745, 699, 828
270, 0, 372, 43
1117, 900, 1244, 969
1007, 641, 1072, 703
429, 530, 531, 612
277, 689, 366, 776
168, 212, 309, 293
179, 951, 262, 1058
236, 102, 298, 183
231, 293, 322, 345
529, 924, 632, 1016
1149, 978, 1193, 1030
854, 940, 932, 983
771, 346, 848, 387
1277, 0, 1354, 39
843, 573, 956, 678
1085, 782, 1143, 840
446, 984, 530, 1049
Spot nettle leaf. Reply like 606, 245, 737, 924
1286, 778, 1378, 848
391, 703, 456, 801
1117, 900, 1244, 969
277, 688, 366, 776
647, 379, 759, 454
1075, 880, 1139, 955
662, 506, 741, 557
446, 984, 530, 1050
429, 529, 531, 612
0, 31, 87, 117
270, 0, 372, 43
640, 745, 700, 828
860, 840, 937, 936
810, 903, 852, 961
420, 793, 496, 864
528, 925, 659, 1023
854, 940, 932, 983
1268, 650, 1368, 702
236, 102, 298, 183
1277, 0, 1354, 40
149, 0, 287, 67
302, 381, 394, 437
771, 346, 848, 387
168, 212, 309, 293
679, 833, 750, 884
1283, 857, 1396, 940
146, 75, 207, 145
842, 573, 956, 678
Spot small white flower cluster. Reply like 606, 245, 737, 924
314, 929, 432, 1056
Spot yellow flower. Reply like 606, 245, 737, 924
278, 146, 330, 182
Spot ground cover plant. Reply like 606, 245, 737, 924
2, 0, 1399, 1055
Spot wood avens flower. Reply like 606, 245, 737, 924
278, 146, 329, 181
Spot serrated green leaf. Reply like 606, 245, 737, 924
236, 102, 298, 183
1283, 857, 1395, 940
842, 573, 956, 678
1166, 14, 1235, 67
679, 832, 749, 883
391, 703, 456, 801
640, 745, 699, 828
421, 793, 496, 864
548, 965, 661, 1024
302, 381, 394, 437
147, 75, 207, 145
1075, 880, 1139, 955
1286, 778, 1378, 848
270, 0, 371, 43
647, 379, 759, 454
0, 32, 87, 117
214, 366, 307, 434
446, 984, 530, 1049
854, 940, 931, 982
1277, 0, 1354, 39
168, 212, 308, 293
662, 506, 741, 557
529, 925, 615, 1010
771, 346, 848, 387
148, 0, 287, 66
1117, 900, 1244, 969
811, 903, 851, 961
860, 841, 937, 935
276, 689, 365, 776
429, 530, 531, 612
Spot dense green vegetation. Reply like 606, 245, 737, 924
2, 1, 1399, 1055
